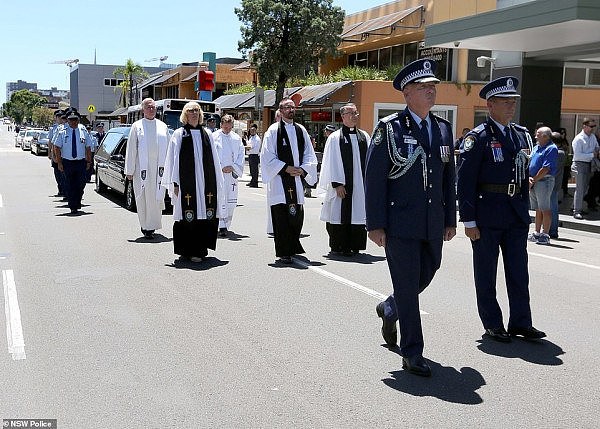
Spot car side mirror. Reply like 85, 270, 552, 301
110, 154, 124, 161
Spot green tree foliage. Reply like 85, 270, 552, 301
32, 107, 54, 127
3, 90, 46, 124
114, 59, 148, 108
235, 0, 345, 105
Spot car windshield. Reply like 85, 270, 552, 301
25, 131, 39, 137
39, 132, 49, 139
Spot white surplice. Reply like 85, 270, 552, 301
318, 128, 370, 224
213, 129, 245, 229
161, 128, 225, 222
125, 118, 169, 231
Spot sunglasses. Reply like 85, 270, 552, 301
187, 108, 200, 113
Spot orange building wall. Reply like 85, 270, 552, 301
351, 80, 485, 134
562, 87, 600, 113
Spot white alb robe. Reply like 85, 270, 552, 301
125, 118, 169, 230
260, 121, 318, 208
213, 129, 245, 229
318, 129, 370, 224
161, 128, 226, 222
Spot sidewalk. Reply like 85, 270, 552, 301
529, 184, 600, 234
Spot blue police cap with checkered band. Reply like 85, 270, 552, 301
393, 59, 440, 91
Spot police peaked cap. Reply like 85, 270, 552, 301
325, 124, 336, 132
393, 58, 440, 91
479, 76, 521, 99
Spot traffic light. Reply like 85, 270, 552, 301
198, 70, 215, 92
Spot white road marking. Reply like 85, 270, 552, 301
292, 258, 428, 315
2, 270, 26, 360
528, 252, 600, 271
0, 194, 3, 207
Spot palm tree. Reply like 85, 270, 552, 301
113, 59, 149, 107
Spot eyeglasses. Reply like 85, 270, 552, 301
281, 106, 295, 110
586, 124, 597, 128
187, 108, 200, 113
343, 112, 359, 117
144, 105, 156, 110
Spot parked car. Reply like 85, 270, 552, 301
94, 126, 172, 212
21, 129, 44, 151
15, 129, 26, 147
31, 131, 50, 155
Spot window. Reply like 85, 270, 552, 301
467, 50, 492, 82
404, 42, 418, 65
391, 45, 404, 66
474, 110, 488, 128
368, 50, 379, 68
564, 67, 586, 86
97, 132, 123, 156
103, 78, 124, 87
588, 68, 600, 85
379, 47, 391, 69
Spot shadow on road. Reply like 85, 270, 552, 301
127, 234, 172, 244
166, 257, 229, 271
382, 360, 485, 404
476, 337, 565, 366
324, 252, 386, 264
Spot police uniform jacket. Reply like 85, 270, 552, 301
365, 108, 456, 241
457, 118, 532, 228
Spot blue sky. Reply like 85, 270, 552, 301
1, 0, 384, 105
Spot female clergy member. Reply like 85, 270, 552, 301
161, 102, 226, 262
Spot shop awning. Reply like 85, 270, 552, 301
426, 0, 600, 62
107, 107, 128, 117
182, 72, 197, 82
137, 74, 164, 90
151, 72, 178, 86
237, 87, 302, 109
294, 81, 352, 106
341, 5, 424, 42
214, 93, 256, 109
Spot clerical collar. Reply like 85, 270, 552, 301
342, 125, 356, 134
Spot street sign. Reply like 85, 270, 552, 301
87, 104, 96, 113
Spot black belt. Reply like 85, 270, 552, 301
479, 183, 520, 196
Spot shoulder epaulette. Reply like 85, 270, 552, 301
379, 112, 398, 125
512, 123, 529, 133
469, 124, 486, 136
433, 114, 450, 126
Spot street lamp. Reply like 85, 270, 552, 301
476, 56, 496, 81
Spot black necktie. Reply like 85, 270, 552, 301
71, 128, 77, 158
420, 119, 430, 148
505, 126, 516, 150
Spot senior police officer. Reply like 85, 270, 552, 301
457, 76, 546, 342
54, 110, 93, 215
366, 59, 456, 377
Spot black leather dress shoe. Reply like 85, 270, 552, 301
278, 256, 293, 264
375, 302, 397, 346
402, 355, 431, 377
484, 327, 511, 343
508, 326, 546, 339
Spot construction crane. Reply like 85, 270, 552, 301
144, 56, 168, 64
49, 59, 80, 67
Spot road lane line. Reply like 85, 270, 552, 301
2, 270, 26, 360
0, 194, 3, 207
528, 252, 600, 271
292, 258, 428, 315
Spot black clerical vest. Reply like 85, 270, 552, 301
276, 121, 305, 215
336, 126, 367, 224
179, 125, 217, 221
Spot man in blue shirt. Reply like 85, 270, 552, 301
528, 126, 558, 245
54, 110, 92, 215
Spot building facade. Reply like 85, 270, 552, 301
6, 80, 38, 101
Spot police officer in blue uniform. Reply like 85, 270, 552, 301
366, 59, 456, 377
54, 110, 92, 215
47, 109, 66, 198
457, 76, 546, 342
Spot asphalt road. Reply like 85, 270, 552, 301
0, 124, 598, 428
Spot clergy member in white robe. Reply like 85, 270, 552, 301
125, 98, 169, 239
261, 98, 318, 264
318, 103, 370, 256
212, 114, 245, 236
161, 102, 225, 263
